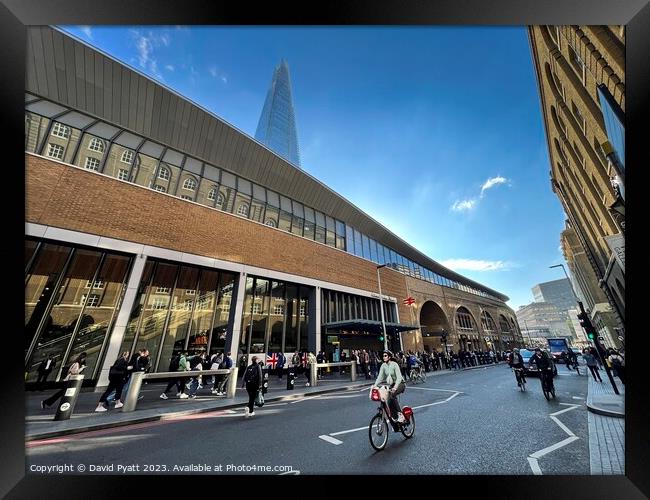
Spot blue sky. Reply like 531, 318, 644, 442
61, 25, 568, 311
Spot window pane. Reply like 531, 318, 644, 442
210, 272, 235, 354
270, 281, 286, 352
250, 278, 270, 353
285, 284, 299, 353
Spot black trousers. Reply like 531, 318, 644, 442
387, 382, 406, 419
588, 365, 602, 382
99, 377, 126, 403
245, 382, 259, 413
42, 386, 65, 407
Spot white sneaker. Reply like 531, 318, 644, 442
305, 383, 310, 387
114, 401, 124, 409
95, 405, 107, 412
179, 393, 189, 399
244, 408, 250, 417
160, 393, 168, 400
211, 389, 219, 394
249, 411, 255, 417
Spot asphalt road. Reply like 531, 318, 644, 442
26, 363, 590, 475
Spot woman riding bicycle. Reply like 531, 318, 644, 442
509, 348, 527, 387
373, 350, 406, 423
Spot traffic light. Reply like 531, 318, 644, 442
378, 335, 384, 342
577, 311, 597, 340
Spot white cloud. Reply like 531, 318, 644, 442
79, 26, 93, 39
165, 64, 175, 72
451, 199, 476, 212
209, 67, 218, 78
221, 76, 228, 84
439, 259, 514, 272
129, 29, 172, 81
480, 176, 509, 198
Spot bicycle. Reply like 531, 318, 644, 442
368, 385, 415, 451
409, 365, 426, 384
540, 369, 556, 400
512, 367, 526, 391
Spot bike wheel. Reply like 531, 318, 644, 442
401, 413, 415, 439
369, 413, 389, 451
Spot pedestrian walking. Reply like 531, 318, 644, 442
35, 355, 56, 390
160, 351, 183, 399
582, 348, 603, 382
186, 351, 206, 398
95, 351, 132, 411
242, 355, 263, 418
276, 351, 286, 379
41, 352, 87, 409
608, 350, 625, 385
213, 351, 233, 395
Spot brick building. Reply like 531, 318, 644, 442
24, 27, 520, 388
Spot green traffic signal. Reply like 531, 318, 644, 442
379, 335, 384, 341
587, 332, 595, 340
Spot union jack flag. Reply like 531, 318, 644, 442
266, 353, 279, 369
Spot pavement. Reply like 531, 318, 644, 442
25, 361, 627, 475
584, 367, 625, 475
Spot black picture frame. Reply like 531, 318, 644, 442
1, 0, 646, 496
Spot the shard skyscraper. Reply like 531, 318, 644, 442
254, 59, 301, 168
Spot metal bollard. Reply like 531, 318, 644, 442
226, 367, 238, 398
350, 362, 357, 382
309, 363, 317, 387
122, 371, 145, 412
54, 375, 84, 421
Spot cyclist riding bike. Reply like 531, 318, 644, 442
531, 348, 554, 393
373, 350, 406, 424
508, 348, 527, 387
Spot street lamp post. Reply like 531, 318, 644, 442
550, 264, 619, 395
376, 265, 388, 352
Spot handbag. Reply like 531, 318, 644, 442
254, 389, 265, 407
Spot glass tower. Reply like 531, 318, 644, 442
255, 59, 301, 167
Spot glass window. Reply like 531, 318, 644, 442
278, 210, 292, 233
303, 219, 315, 240
250, 199, 265, 223
345, 225, 354, 254
237, 203, 250, 217
291, 215, 304, 236
88, 137, 105, 153
131, 151, 160, 188
207, 187, 217, 201
120, 149, 134, 164
353, 229, 363, 258
250, 278, 270, 354
27, 248, 102, 381
153, 185, 167, 193
285, 284, 299, 352
264, 206, 279, 228
315, 224, 326, 244
158, 167, 170, 180
362, 234, 370, 260
65, 253, 132, 379
182, 177, 197, 191
118, 169, 129, 181
369, 239, 378, 263
25, 112, 51, 154
51, 122, 70, 139
46, 143, 64, 160
210, 272, 235, 354
84, 157, 100, 171
160, 266, 199, 364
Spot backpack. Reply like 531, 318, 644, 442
244, 365, 260, 384
168, 355, 180, 372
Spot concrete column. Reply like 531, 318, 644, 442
308, 286, 321, 354
225, 272, 247, 356
97, 254, 148, 388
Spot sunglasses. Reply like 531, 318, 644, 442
382, 354, 390, 357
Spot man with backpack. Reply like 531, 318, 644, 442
160, 351, 185, 399
242, 355, 263, 418
212, 352, 233, 396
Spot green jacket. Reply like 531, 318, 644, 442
374, 360, 404, 388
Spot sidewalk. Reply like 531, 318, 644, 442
585, 369, 625, 475
25, 362, 501, 441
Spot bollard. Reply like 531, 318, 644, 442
262, 367, 269, 394
122, 371, 145, 412
309, 363, 317, 387
54, 375, 84, 421
350, 362, 357, 382
226, 367, 238, 398
287, 367, 296, 390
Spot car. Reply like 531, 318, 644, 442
519, 348, 558, 376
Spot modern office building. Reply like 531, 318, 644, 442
254, 59, 301, 167
516, 301, 575, 342
528, 26, 625, 348
24, 27, 520, 389
532, 278, 576, 313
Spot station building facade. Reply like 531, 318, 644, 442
24, 27, 522, 388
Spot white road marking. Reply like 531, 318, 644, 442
330, 426, 369, 436
528, 457, 543, 475
412, 391, 461, 409
527, 404, 581, 474
571, 396, 585, 400
529, 436, 579, 459
318, 435, 344, 445
408, 387, 465, 393
550, 416, 576, 437
551, 404, 581, 416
